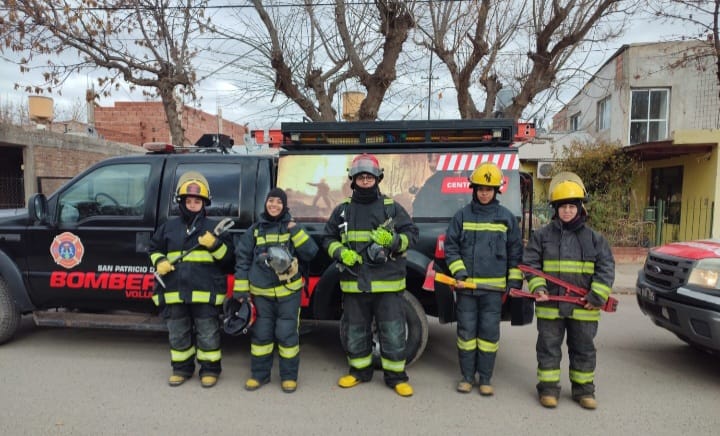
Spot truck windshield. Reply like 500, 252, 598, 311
277, 152, 521, 222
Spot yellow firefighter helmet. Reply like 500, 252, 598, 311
549, 180, 586, 204
175, 171, 212, 205
469, 162, 503, 187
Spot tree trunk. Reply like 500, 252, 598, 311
158, 85, 186, 147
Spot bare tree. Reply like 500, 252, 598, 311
649, 0, 720, 98
0, 0, 211, 146
416, 0, 522, 119
213, 0, 417, 121
417, 0, 632, 120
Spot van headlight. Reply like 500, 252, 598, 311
687, 259, 720, 289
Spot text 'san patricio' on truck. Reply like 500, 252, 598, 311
636, 239, 720, 354
0, 118, 535, 366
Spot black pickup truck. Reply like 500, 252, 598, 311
0, 119, 534, 365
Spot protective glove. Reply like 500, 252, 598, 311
234, 292, 250, 302
340, 249, 363, 267
370, 227, 396, 248
156, 259, 175, 276
198, 231, 218, 249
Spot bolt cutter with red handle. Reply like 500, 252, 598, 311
509, 265, 618, 313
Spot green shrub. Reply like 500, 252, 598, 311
552, 140, 640, 246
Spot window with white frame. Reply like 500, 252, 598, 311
569, 112, 580, 131
597, 96, 611, 131
629, 88, 669, 144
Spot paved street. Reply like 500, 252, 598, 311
1, 294, 718, 436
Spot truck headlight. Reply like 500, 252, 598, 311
687, 259, 720, 289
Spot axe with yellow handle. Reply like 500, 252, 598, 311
434, 272, 477, 289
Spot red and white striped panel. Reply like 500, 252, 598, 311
436, 153, 519, 171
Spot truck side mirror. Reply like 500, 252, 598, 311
27, 193, 48, 225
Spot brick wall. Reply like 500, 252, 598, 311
94, 102, 246, 147
0, 123, 144, 201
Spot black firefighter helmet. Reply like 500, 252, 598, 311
222, 298, 257, 336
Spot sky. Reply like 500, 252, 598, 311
0, 6, 709, 132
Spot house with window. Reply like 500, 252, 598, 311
551, 40, 720, 243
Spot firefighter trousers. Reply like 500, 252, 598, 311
341, 292, 408, 388
536, 317, 598, 399
455, 292, 502, 385
250, 292, 301, 382
163, 303, 221, 377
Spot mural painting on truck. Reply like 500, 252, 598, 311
277, 152, 521, 221
276, 119, 535, 367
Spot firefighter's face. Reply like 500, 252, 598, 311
557, 203, 579, 222
354, 173, 377, 188
475, 186, 495, 204
184, 196, 204, 212
266, 196, 284, 217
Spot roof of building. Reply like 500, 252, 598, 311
518, 131, 594, 161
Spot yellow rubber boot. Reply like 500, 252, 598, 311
478, 384, 494, 396
281, 380, 297, 393
578, 396, 597, 410
338, 375, 361, 388
168, 374, 187, 387
245, 378, 267, 391
540, 395, 558, 408
394, 382, 413, 397
456, 381, 472, 393
200, 375, 218, 388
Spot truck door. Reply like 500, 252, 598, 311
24, 159, 162, 311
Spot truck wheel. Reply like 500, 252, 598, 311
339, 291, 429, 368
402, 291, 429, 366
0, 277, 21, 344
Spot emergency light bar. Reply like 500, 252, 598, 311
280, 119, 518, 150
143, 142, 177, 153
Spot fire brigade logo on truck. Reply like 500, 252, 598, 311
50, 232, 85, 269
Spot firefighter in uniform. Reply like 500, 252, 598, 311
324, 153, 419, 397
149, 173, 233, 388
522, 176, 614, 410
443, 162, 523, 396
234, 188, 318, 393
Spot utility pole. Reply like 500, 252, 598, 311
424, 50, 439, 120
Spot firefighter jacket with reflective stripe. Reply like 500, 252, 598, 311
234, 212, 318, 298
149, 215, 233, 306
323, 196, 419, 293
443, 199, 523, 293
522, 218, 615, 320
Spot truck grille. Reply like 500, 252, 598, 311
643, 252, 694, 291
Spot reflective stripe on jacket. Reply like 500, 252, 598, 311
234, 211, 318, 298
443, 199, 523, 293
323, 196, 419, 293
148, 215, 233, 306
522, 218, 615, 319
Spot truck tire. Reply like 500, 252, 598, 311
0, 277, 21, 344
339, 291, 429, 368
402, 291, 429, 366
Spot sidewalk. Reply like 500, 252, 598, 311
614, 262, 642, 294
611, 247, 646, 294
